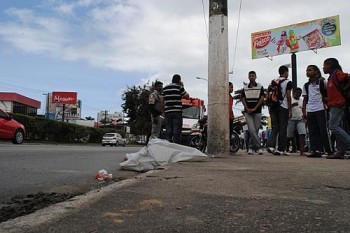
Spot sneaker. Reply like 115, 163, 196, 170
248, 149, 254, 155
283, 151, 289, 156
257, 149, 263, 155
315, 150, 324, 157
267, 147, 275, 154
307, 151, 322, 158
326, 151, 345, 159
273, 150, 282, 156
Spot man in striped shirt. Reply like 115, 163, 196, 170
163, 74, 189, 144
241, 71, 265, 155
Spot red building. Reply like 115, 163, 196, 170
0, 92, 41, 116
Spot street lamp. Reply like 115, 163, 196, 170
196, 77, 208, 81
43, 93, 49, 118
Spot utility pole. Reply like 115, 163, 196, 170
43, 93, 50, 118
207, 0, 229, 155
62, 104, 65, 122
291, 53, 297, 92
104, 110, 108, 127
46, 93, 50, 118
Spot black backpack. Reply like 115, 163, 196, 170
266, 78, 286, 108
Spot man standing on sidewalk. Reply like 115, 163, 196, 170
241, 71, 265, 155
266, 65, 293, 155
149, 81, 164, 138
163, 74, 189, 144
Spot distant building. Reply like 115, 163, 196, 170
0, 92, 41, 116
69, 119, 95, 127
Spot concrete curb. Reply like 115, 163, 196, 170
0, 169, 162, 233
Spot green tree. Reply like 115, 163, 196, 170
122, 84, 152, 136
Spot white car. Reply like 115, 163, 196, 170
102, 133, 126, 147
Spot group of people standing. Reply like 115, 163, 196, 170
149, 58, 349, 159
240, 58, 350, 159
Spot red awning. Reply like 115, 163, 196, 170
0, 92, 41, 109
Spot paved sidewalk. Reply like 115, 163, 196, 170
1, 151, 350, 233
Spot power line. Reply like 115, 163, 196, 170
201, 0, 209, 40
0, 80, 48, 94
230, 0, 243, 73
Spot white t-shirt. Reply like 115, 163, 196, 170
279, 78, 292, 109
291, 97, 303, 120
302, 80, 326, 112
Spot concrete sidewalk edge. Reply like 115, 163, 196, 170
0, 169, 163, 233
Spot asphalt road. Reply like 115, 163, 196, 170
0, 143, 141, 203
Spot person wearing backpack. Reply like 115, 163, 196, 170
302, 65, 332, 158
323, 58, 350, 159
266, 65, 293, 155
241, 71, 265, 155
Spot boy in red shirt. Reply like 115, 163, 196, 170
323, 58, 350, 159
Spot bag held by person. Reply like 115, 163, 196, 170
266, 78, 286, 108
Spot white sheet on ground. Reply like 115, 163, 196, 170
120, 138, 208, 172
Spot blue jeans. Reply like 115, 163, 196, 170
329, 107, 350, 152
165, 112, 183, 144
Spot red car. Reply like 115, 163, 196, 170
0, 109, 25, 144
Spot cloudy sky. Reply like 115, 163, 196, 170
0, 0, 349, 118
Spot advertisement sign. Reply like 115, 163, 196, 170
251, 15, 341, 59
98, 111, 124, 126
55, 105, 81, 120
51, 92, 77, 105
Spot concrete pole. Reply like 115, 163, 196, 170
207, 0, 229, 155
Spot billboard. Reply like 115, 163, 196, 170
55, 105, 81, 120
51, 92, 77, 105
97, 111, 124, 126
251, 15, 341, 59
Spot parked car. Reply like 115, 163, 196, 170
0, 109, 26, 144
101, 133, 126, 147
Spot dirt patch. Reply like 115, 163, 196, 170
0, 192, 81, 223
0, 176, 128, 223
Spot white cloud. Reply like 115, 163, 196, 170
1, 0, 350, 117
55, 3, 75, 16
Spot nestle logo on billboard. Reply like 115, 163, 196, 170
52, 92, 77, 105
253, 35, 271, 49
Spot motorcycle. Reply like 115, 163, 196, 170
189, 116, 242, 153
189, 116, 207, 153
230, 120, 242, 153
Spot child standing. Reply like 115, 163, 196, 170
302, 65, 332, 157
287, 88, 306, 156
